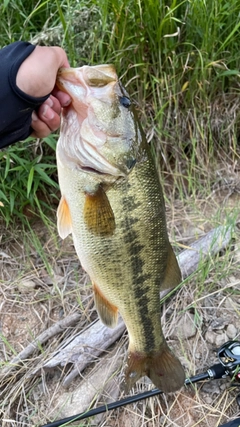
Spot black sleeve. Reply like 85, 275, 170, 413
0, 41, 50, 149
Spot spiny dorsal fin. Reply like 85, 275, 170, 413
161, 243, 182, 290
57, 196, 73, 239
93, 282, 118, 328
84, 186, 115, 236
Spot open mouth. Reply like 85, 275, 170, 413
81, 166, 105, 175
57, 66, 134, 178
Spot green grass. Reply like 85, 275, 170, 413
0, 135, 58, 224
0, 0, 239, 221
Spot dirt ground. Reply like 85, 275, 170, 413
0, 177, 240, 426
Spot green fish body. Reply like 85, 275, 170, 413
56, 65, 185, 392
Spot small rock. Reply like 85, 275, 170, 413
202, 381, 220, 394
210, 318, 225, 330
17, 279, 36, 293
228, 275, 237, 283
224, 297, 235, 310
215, 333, 228, 347
205, 330, 216, 344
220, 383, 228, 391
226, 324, 237, 339
173, 312, 197, 339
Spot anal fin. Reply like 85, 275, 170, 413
84, 186, 115, 237
93, 282, 118, 328
57, 196, 72, 239
161, 243, 182, 291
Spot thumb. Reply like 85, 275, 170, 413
16, 46, 70, 98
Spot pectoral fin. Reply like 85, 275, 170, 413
57, 196, 73, 239
93, 282, 118, 328
161, 243, 182, 290
84, 186, 115, 236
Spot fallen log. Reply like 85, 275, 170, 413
41, 319, 126, 387
31, 224, 234, 386
178, 224, 234, 279
53, 347, 124, 423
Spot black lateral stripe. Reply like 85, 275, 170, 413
121, 192, 155, 352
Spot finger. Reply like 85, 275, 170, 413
31, 110, 60, 138
31, 112, 52, 138
50, 46, 70, 69
38, 95, 62, 117
52, 87, 71, 107
17, 46, 70, 98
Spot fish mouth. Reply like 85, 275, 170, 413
57, 65, 117, 89
81, 166, 109, 176
57, 66, 130, 177
81, 158, 136, 176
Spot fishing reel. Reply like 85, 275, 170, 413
217, 340, 240, 381
185, 340, 240, 388
217, 340, 240, 408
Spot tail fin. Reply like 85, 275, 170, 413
125, 344, 185, 393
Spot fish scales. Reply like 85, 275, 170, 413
58, 153, 166, 349
56, 64, 185, 392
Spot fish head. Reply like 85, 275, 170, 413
56, 65, 142, 179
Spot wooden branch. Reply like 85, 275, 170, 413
42, 319, 125, 387
1, 313, 81, 376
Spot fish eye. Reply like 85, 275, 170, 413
119, 96, 131, 108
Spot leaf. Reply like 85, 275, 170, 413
181, 81, 189, 92
34, 165, 58, 188
3, 0, 11, 10
27, 166, 35, 197
0, 189, 9, 204
9, 190, 15, 213
4, 154, 11, 179
43, 135, 57, 151
218, 70, 240, 77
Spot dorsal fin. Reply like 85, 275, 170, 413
57, 196, 73, 239
84, 186, 115, 236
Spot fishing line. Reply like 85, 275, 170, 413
41, 341, 240, 427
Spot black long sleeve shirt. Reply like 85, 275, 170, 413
0, 41, 50, 149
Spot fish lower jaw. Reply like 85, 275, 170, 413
81, 166, 106, 175
80, 165, 126, 180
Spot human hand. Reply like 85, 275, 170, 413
16, 46, 71, 138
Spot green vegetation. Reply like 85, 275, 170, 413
0, 0, 240, 220
0, 135, 58, 224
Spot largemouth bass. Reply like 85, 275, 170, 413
56, 64, 185, 392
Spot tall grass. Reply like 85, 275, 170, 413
0, 0, 240, 222
1, 1, 240, 94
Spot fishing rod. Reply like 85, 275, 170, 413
41, 340, 240, 427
